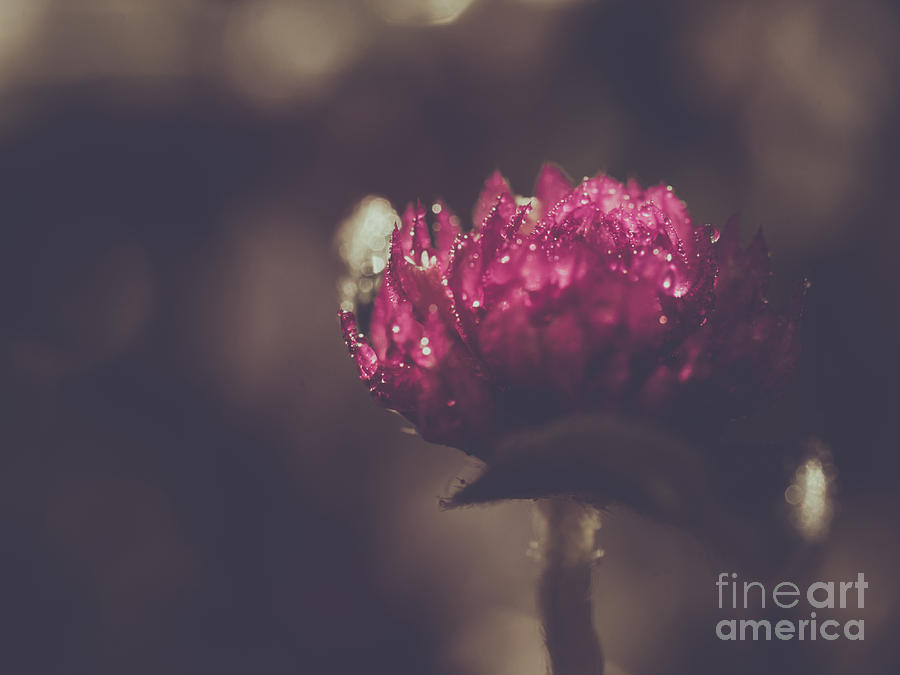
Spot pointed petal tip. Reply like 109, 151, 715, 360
339, 309, 380, 380
338, 308, 358, 334
474, 170, 515, 230
536, 161, 572, 182
533, 163, 573, 216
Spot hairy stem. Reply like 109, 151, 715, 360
537, 497, 604, 675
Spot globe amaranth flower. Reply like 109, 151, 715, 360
340, 165, 803, 456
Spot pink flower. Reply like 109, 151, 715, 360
340, 165, 803, 455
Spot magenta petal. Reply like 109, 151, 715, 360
643, 184, 694, 245
339, 310, 379, 380
540, 310, 590, 393
404, 311, 499, 447
370, 361, 420, 418
446, 232, 484, 344
477, 289, 543, 383
533, 163, 572, 220
370, 280, 420, 362
479, 203, 508, 265
479, 201, 530, 267
399, 202, 433, 258
339, 165, 804, 452
384, 228, 411, 305
387, 237, 447, 324
538, 175, 629, 235
432, 200, 462, 269
588, 175, 631, 213
473, 170, 516, 232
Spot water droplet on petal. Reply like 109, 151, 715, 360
662, 271, 674, 290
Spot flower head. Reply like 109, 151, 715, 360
340, 165, 803, 455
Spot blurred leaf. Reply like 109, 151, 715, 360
444, 412, 808, 565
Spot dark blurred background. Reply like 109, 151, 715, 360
1, 0, 899, 673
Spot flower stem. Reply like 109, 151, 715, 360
537, 497, 604, 675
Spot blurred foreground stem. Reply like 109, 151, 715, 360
537, 497, 604, 675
